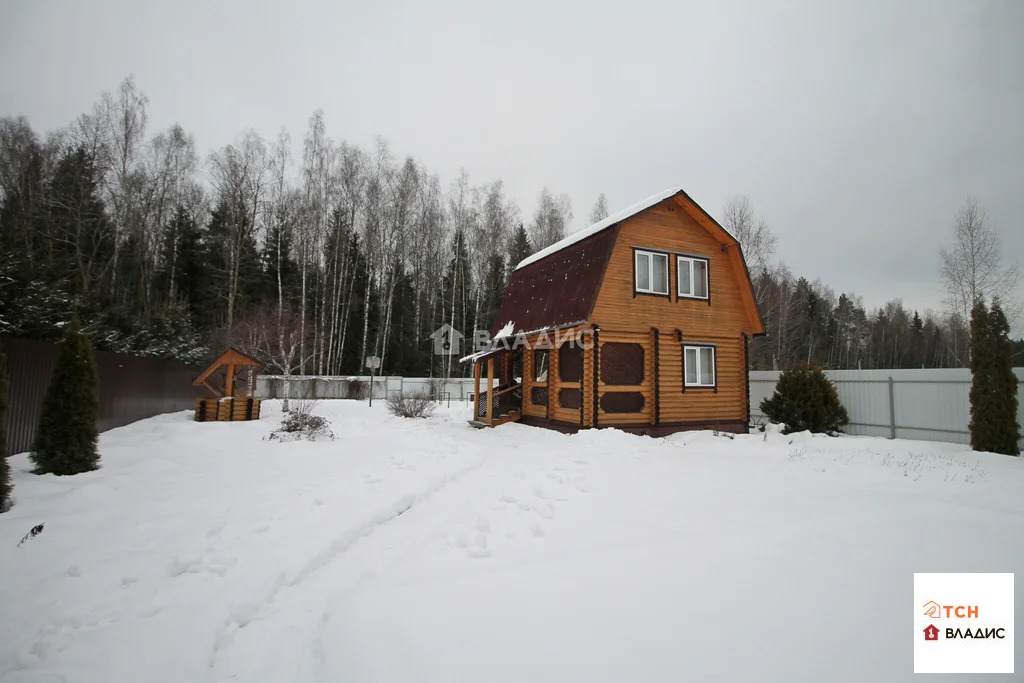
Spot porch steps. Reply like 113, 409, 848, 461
468, 412, 522, 429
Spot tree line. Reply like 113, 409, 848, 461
1, 77, 1019, 377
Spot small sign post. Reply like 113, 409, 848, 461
365, 356, 381, 406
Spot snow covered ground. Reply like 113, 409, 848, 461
1, 400, 1021, 682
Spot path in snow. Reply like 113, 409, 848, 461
2, 400, 1022, 683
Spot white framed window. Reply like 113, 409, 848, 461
635, 250, 669, 295
683, 345, 715, 387
677, 256, 709, 299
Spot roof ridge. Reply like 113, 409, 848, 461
515, 187, 683, 271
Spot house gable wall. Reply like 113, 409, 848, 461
590, 202, 750, 425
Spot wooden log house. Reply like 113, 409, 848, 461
193, 348, 264, 422
463, 188, 766, 435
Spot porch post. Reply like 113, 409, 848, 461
225, 363, 236, 398
473, 361, 481, 420
486, 358, 495, 423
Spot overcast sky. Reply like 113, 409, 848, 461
1, 0, 1021, 327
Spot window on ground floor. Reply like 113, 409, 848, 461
683, 345, 715, 387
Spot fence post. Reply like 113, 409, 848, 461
887, 376, 896, 439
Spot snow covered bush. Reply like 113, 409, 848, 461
30, 317, 101, 475
386, 392, 436, 419
0, 347, 11, 512
267, 400, 334, 442
760, 364, 849, 435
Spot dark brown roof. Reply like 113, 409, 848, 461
489, 224, 620, 336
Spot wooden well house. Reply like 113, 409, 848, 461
463, 188, 766, 435
193, 348, 264, 422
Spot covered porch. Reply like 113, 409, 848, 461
466, 348, 522, 428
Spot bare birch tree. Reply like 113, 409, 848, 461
941, 198, 1020, 327
588, 193, 609, 223
529, 187, 572, 249
208, 131, 272, 331
98, 77, 149, 299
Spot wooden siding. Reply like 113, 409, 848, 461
595, 330, 655, 425
586, 202, 751, 426
471, 194, 759, 433
590, 201, 760, 338
659, 334, 746, 423
509, 324, 745, 429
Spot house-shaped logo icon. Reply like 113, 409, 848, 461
924, 624, 940, 641
922, 600, 942, 618
429, 324, 464, 356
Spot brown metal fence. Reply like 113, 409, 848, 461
2, 335, 203, 456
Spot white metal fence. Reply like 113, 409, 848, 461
256, 375, 476, 403
750, 368, 1024, 448
258, 370, 1024, 448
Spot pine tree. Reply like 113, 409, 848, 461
480, 254, 506, 332
986, 300, 1020, 454
759, 364, 849, 434
156, 206, 208, 318
49, 147, 113, 298
966, 298, 1015, 453
507, 224, 532, 273
968, 299, 990, 449
30, 318, 101, 475
0, 348, 12, 511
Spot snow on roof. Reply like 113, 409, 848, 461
494, 321, 515, 339
514, 187, 684, 271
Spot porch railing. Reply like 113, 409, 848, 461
475, 382, 523, 422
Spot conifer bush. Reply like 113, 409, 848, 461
30, 318, 101, 475
969, 299, 1021, 455
0, 349, 12, 511
760, 364, 849, 434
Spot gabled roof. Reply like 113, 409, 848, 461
193, 347, 264, 386
516, 188, 691, 271
488, 222, 621, 336
483, 187, 764, 342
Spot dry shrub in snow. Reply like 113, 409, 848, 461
267, 400, 334, 441
386, 392, 436, 419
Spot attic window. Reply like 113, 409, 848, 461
635, 250, 668, 295
677, 256, 708, 299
